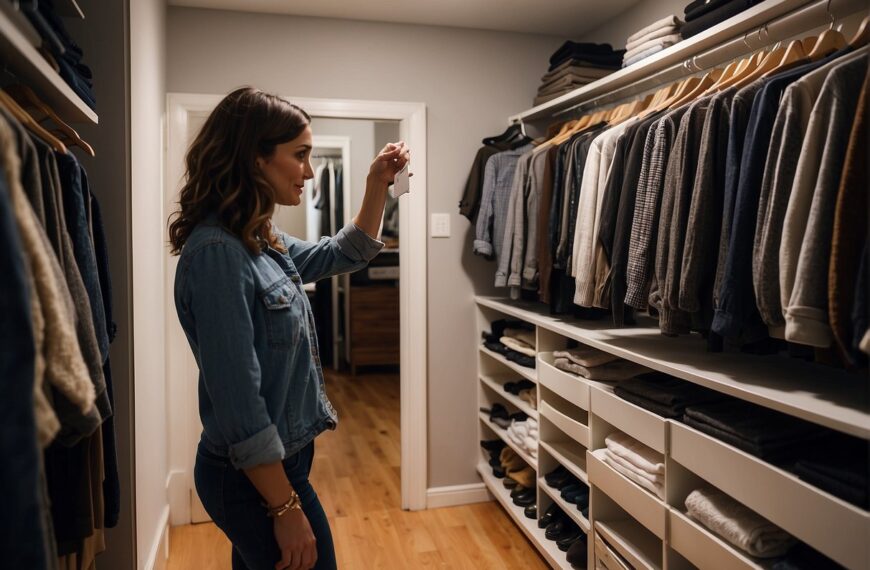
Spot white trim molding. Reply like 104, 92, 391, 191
143, 505, 170, 570
426, 483, 491, 510
165, 93, 429, 517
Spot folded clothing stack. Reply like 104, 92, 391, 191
535, 41, 623, 106
553, 347, 648, 381
500, 327, 537, 357
506, 417, 539, 458
622, 15, 683, 68
683, 400, 823, 463
614, 372, 724, 418
686, 487, 796, 558
791, 433, 869, 509
482, 319, 536, 368
682, 0, 762, 39
504, 379, 537, 410
21, 0, 97, 110
604, 431, 665, 499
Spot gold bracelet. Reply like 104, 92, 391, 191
265, 490, 301, 518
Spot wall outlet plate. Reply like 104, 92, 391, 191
431, 213, 450, 238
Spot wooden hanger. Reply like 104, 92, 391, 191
0, 91, 67, 153
654, 76, 701, 111
801, 35, 818, 53
761, 40, 808, 78
715, 50, 765, 91
636, 81, 680, 119
849, 15, 869, 47
4, 84, 95, 156
669, 67, 723, 109
807, 27, 846, 60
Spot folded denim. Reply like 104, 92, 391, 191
506, 350, 535, 368
614, 388, 684, 417
682, 416, 811, 462
615, 373, 724, 407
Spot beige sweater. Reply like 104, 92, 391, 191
0, 116, 94, 441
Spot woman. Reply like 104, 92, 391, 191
168, 87, 409, 570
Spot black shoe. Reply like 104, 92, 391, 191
545, 518, 572, 541
566, 534, 588, 567
504, 379, 536, 395
524, 504, 537, 519
574, 492, 590, 511
557, 526, 584, 552
488, 403, 509, 424
508, 411, 529, 422
492, 465, 506, 478
560, 483, 583, 499
510, 484, 527, 499
538, 503, 562, 529
488, 455, 501, 467
503, 476, 518, 489
480, 439, 506, 452
512, 488, 536, 507
545, 465, 568, 484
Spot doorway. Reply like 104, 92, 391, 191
163, 94, 428, 529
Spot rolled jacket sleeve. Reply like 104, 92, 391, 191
185, 243, 284, 470
282, 223, 384, 284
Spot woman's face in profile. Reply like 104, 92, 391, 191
258, 125, 315, 207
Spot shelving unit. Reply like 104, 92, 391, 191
0, 5, 97, 124
479, 344, 537, 382
480, 372, 539, 419
475, 296, 870, 569
478, 411, 537, 469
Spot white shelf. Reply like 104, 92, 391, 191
588, 449, 667, 540
476, 297, 869, 439
478, 411, 537, 470
670, 421, 870, 569
538, 476, 591, 534
590, 385, 667, 455
538, 352, 591, 411
540, 399, 589, 449
595, 520, 662, 570
479, 344, 537, 383
0, 7, 97, 124
477, 463, 571, 570
540, 440, 587, 485
480, 373, 539, 420
509, 0, 868, 123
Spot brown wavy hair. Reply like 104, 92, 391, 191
168, 87, 311, 255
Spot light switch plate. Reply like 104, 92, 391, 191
431, 213, 450, 238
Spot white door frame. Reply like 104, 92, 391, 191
164, 93, 429, 521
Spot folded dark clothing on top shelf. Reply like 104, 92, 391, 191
614, 373, 725, 417
548, 41, 624, 70
791, 434, 869, 508
684, 0, 740, 21
506, 350, 535, 368
482, 338, 535, 368
681, 0, 761, 39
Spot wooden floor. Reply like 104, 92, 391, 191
167, 370, 547, 569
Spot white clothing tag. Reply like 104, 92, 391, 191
390, 161, 410, 198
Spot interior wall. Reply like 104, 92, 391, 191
166, 6, 566, 489
65, 1, 137, 568
130, 0, 169, 568
579, 0, 688, 46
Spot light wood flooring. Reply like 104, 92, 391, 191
167, 370, 547, 569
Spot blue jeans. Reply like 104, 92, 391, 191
194, 442, 336, 570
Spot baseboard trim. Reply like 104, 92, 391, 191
166, 469, 190, 525
426, 483, 491, 509
143, 505, 170, 570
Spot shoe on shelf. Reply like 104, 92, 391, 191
507, 465, 535, 488
566, 534, 588, 567
545, 465, 569, 485
504, 379, 536, 395
512, 488, 536, 507
502, 454, 527, 473
524, 504, 537, 520
500, 447, 518, 464
503, 476, 519, 489
480, 439, 505, 452
510, 485, 528, 499
509, 411, 529, 423
492, 465, 506, 478
538, 503, 562, 529
556, 526, 584, 552
545, 518, 570, 541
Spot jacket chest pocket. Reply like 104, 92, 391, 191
259, 279, 303, 349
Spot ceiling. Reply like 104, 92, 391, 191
167, 0, 641, 37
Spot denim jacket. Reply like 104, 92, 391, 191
174, 215, 383, 469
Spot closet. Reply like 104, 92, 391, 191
471, 0, 869, 569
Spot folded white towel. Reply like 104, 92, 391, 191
604, 453, 665, 498
623, 44, 668, 68
605, 431, 665, 476
625, 25, 680, 51
623, 34, 682, 61
686, 488, 796, 558
500, 336, 536, 357
626, 14, 682, 44
604, 449, 663, 485
504, 327, 536, 348
553, 346, 620, 368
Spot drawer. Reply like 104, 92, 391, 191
588, 449, 666, 539
594, 520, 662, 570
591, 385, 667, 454
668, 508, 763, 570
670, 421, 870, 569
541, 399, 589, 448
538, 352, 590, 410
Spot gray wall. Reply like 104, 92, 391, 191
579, 0, 688, 46
166, 6, 565, 488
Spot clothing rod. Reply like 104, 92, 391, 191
514, 0, 867, 123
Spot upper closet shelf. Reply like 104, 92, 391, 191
56, 0, 85, 19
475, 297, 870, 440
0, 7, 97, 124
510, 0, 868, 124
